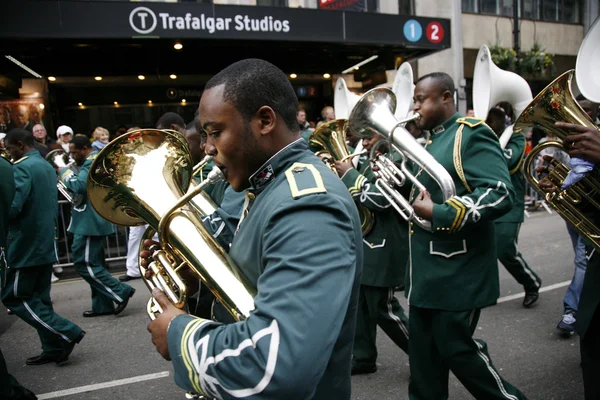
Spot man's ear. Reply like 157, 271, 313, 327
256, 106, 276, 136
441, 90, 453, 104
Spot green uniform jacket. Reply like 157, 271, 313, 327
7, 150, 58, 268
406, 114, 514, 311
59, 151, 114, 237
341, 154, 407, 287
1, 157, 15, 249
167, 139, 363, 399
496, 132, 526, 223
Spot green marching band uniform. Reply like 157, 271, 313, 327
167, 139, 363, 399
340, 152, 409, 371
0, 156, 34, 399
494, 131, 541, 297
406, 115, 527, 399
2, 150, 84, 358
59, 151, 134, 314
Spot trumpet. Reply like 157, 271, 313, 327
347, 87, 456, 231
45, 149, 84, 206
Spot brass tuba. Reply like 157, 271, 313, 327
347, 87, 456, 231
517, 69, 600, 250
308, 119, 375, 236
87, 129, 255, 321
46, 149, 84, 206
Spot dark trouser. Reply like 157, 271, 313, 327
353, 285, 409, 368
578, 247, 600, 399
408, 306, 527, 400
72, 234, 133, 313
1, 264, 83, 356
581, 305, 600, 400
496, 222, 541, 292
0, 347, 31, 399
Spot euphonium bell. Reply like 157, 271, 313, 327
87, 129, 255, 321
347, 87, 456, 231
518, 69, 600, 250
308, 120, 375, 236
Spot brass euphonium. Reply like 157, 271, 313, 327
308, 119, 375, 236
347, 87, 456, 231
0, 147, 11, 163
87, 129, 255, 321
516, 69, 600, 250
45, 148, 84, 206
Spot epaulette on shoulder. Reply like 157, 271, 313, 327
86, 154, 97, 161
284, 162, 327, 199
12, 156, 28, 165
456, 117, 485, 128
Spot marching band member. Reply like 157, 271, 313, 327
145, 58, 363, 399
333, 133, 409, 375
59, 135, 135, 317
2, 129, 84, 366
486, 107, 542, 308
557, 121, 600, 400
0, 149, 37, 399
408, 73, 526, 399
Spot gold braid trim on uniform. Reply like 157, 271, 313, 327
349, 174, 366, 196
453, 124, 472, 194
447, 198, 466, 233
12, 156, 28, 165
509, 136, 527, 175
285, 162, 327, 199
60, 169, 73, 181
180, 317, 206, 394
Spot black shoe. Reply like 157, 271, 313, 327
351, 364, 377, 375
523, 290, 539, 308
26, 353, 61, 366
55, 330, 85, 366
83, 310, 114, 317
16, 388, 37, 400
114, 288, 136, 316
119, 274, 141, 282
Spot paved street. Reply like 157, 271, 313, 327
0, 211, 584, 400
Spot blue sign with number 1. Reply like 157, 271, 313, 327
403, 19, 423, 42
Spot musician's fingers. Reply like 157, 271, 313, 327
556, 122, 594, 133
152, 288, 172, 310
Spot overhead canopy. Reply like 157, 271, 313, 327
0, 1, 451, 80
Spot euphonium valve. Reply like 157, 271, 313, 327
87, 129, 256, 321
348, 87, 456, 231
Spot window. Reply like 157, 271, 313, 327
397, 0, 414, 14
462, 0, 581, 23
257, 0, 288, 6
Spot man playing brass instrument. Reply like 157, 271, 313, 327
408, 73, 526, 399
542, 121, 600, 400
333, 133, 409, 375
145, 59, 363, 399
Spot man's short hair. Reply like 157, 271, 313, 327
416, 72, 456, 94
71, 134, 91, 149
5, 128, 34, 147
205, 58, 299, 132
156, 112, 186, 130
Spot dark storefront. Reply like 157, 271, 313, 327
1, 0, 450, 136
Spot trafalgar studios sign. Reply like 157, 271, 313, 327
124, 3, 345, 42
129, 6, 290, 36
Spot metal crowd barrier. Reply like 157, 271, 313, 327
55, 200, 128, 269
